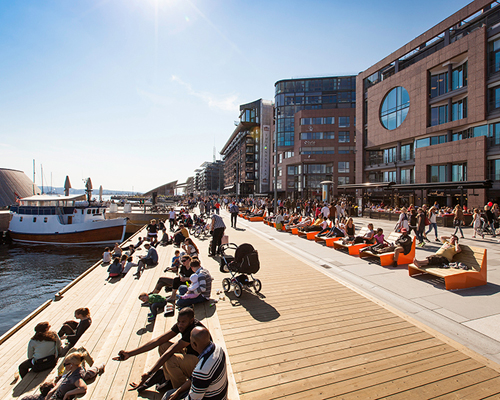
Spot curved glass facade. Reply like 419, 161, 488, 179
380, 86, 410, 130
274, 77, 356, 147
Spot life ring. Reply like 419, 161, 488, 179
74, 209, 78, 213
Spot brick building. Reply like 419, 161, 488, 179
352, 0, 500, 209
272, 76, 357, 200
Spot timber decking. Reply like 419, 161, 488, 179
200, 214, 500, 399
1, 215, 500, 399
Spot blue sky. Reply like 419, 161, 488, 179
0, 0, 471, 192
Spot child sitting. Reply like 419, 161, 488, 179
165, 250, 181, 273
122, 256, 137, 275
179, 274, 199, 299
138, 293, 167, 323
102, 247, 112, 264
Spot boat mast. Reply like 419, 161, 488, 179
41, 164, 44, 194
33, 159, 35, 195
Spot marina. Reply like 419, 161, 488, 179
1, 210, 500, 399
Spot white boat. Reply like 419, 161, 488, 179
8, 194, 127, 245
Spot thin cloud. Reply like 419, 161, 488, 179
171, 75, 239, 112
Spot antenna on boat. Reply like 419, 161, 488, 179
64, 176, 72, 197
41, 164, 44, 194
33, 159, 36, 195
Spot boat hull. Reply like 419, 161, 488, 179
9, 224, 126, 245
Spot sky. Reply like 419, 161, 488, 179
0, 0, 472, 193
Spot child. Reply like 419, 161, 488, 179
472, 208, 484, 238
102, 247, 112, 264
138, 293, 166, 323
107, 257, 122, 280
179, 274, 199, 299
165, 250, 181, 273
122, 256, 137, 275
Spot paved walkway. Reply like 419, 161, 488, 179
197, 210, 500, 399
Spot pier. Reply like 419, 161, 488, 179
1, 210, 500, 399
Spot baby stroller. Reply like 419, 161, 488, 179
219, 243, 262, 297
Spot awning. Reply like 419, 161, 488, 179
337, 182, 396, 190
224, 185, 235, 191
392, 180, 493, 190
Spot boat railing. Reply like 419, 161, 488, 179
55, 207, 66, 225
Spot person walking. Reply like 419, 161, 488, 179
209, 214, 226, 256
229, 201, 239, 228
425, 206, 439, 242
453, 204, 465, 238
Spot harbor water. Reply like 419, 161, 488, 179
0, 242, 104, 336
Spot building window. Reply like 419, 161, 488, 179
383, 147, 396, 163
324, 132, 335, 139
430, 135, 447, 145
284, 151, 294, 158
452, 163, 467, 182
338, 146, 355, 154
489, 86, 500, 112
400, 144, 413, 161
430, 104, 448, 126
324, 117, 335, 124
338, 131, 350, 143
278, 153, 283, 163
300, 147, 335, 154
305, 164, 333, 174
338, 117, 350, 127
383, 170, 397, 182
473, 125, 488, 137
489, 39, 500, 75
488, 159, 500, 180
380, 87, 410, 130
338, 161, 350, 173
452, 63, 467, 90
452, 98, 467, 121
338, 177, 350, 185
401, 168, 414, 184
430, 72, 448, 98
429, 165, 447, 182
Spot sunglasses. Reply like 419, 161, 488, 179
64, 363, 72, 367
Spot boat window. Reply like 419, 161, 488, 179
92, 209, 96, 214
19, 217, 23, 222
44, 217, 48, 223
87, 209, 91, 214
33, 217, 37, 223
81, 210, 84, 214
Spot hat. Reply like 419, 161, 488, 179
401, 228, 408, 233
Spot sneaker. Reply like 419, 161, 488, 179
147, 316, 155, 323
435, 238, 440, 242
147, 313, 153, 317
423, 237, 430, 243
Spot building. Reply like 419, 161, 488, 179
194, 161, 224, 196
272, 76, 357, 199
143, 181, 178, 198
0, 168, 40, 208
221, 99, 273, 196
353, 0, 500, 209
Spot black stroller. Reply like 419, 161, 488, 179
219, 243, 261, 297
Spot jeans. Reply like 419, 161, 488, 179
150, 301, 166, 317
231, 213, 238, 227
425, 222, 438, 239
416, 230, 425, 243
453, 221, 464, 237
176, 285, 207, 308
211, 227, 225, 255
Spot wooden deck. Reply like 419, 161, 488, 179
204, 215, 500, 399
1, 215, 500, 399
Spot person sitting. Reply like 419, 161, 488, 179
102, 247, 112, 264
158, 229, 170, 247
346, 223, 375, 244
324, 221, 346, 238
173, 224, 189, 247
152, 255, 192, 302
19, 381, 55, 400
299, 217, 323, 232
122, 256, 137, 275
364, 228, 391, 253
139, 293, 167, 323
44, 352, 88, 400
166, 250, 181, 273
315, 217, 330, 237
413, 235, 461, 268
125, 244, 135, 256
112, 243, 122, 258
107, 257, 123, 280
178, 274, 200, 300
134, 237, 144, 249
344, 218, 355, 239
176, 259, 212, 308
19, 322, 63, 378
392, 228, 413, 267
58, 308, 92, 353
288, 216, 312, 230
182, 237, 199, 258
162, 327, 227, 400
113, 307, 206, 393
135, 243, 159, 279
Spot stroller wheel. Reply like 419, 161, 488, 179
253, 279, 262, 293
222, 278, 231, 292
234, 282, 243, 298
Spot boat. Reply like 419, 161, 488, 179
8, 194, 127, 245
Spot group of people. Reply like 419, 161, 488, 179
18, 308, 103, 400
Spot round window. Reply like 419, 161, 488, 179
380, 87, 410, 130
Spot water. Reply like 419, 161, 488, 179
0, 242, 104, 336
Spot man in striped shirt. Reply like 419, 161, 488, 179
163, 327, 227, 400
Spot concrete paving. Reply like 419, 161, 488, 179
226, 210, 500, 365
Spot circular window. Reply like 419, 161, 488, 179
380, 87, 410, 130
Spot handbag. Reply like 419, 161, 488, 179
425, 216, 430, 226
33, 354, 57, 369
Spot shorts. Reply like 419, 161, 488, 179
426, 255, 449, 266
